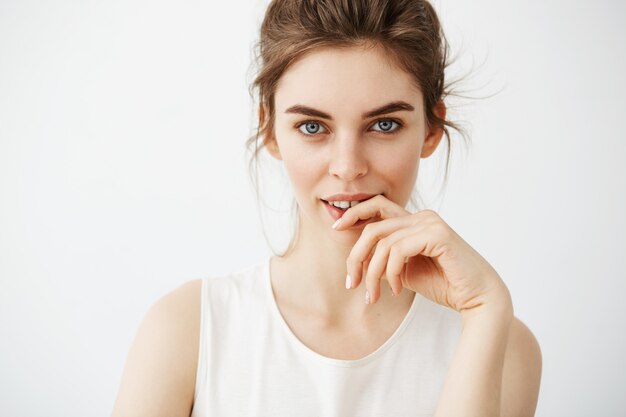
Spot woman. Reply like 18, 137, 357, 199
111, 1, 542, 416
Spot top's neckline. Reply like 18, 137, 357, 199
263, 256, 422, 368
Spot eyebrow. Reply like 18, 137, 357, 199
284, 100, 415, 120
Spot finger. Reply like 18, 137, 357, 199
386, 235, 419, 296
385, 231, 449, 299
334, 194, 408, 230
347, 215, 415, 291
363, 225, 423, 304
360, 257, 372, 294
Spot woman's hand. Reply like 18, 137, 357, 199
334, 194, 513, 318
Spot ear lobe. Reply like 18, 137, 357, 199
420, 100, 446, 158
258, 104, 283, 161
420, 126, 444, 158
266, 139, 282, 160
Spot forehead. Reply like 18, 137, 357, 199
274, 45, 423, 116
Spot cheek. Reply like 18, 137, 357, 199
274, 126, 324, 201
378, 151, 420, 207
282, 150, 321, 199
378, 149, 420, 185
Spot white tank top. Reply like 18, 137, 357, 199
190, 257, 462, 417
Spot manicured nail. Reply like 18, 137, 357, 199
365, 290, 371, 304
332, 218, 342, 229
345, 274, 352, 289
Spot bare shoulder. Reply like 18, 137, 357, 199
501, 316, 543, 417
111, 278, 203, 417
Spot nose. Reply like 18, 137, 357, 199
328, 133, 368, 181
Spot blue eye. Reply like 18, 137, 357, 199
298, 121, 328, 136
295, 118, 403, 138
371, 119, 401, 134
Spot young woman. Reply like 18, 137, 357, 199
111, 1, 542, 416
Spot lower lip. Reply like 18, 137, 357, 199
322, 200, 370, 228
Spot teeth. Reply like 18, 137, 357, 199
329, 200, 362, 209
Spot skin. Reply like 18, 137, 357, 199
266, 43, 542, 416
266, 43, 443, 327
110, 42, 542, 417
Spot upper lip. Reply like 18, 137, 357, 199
322, 193, 378, 202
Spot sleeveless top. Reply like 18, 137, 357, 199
190, 257, 463, 417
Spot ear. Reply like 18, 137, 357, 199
258, 104, 283, 160
266, 138, 282, 160
420, 100, 446, 158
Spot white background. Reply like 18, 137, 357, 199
1, 0, 625, 415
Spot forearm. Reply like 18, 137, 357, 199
433, 301, 514, 417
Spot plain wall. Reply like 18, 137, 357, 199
1, 0, 625, 415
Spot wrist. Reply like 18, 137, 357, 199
460, 289, 514, 328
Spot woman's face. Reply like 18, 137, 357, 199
267, 44, 444, 240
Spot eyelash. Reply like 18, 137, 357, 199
294, 118, 404, 138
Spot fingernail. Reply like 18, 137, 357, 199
365, 290, 371, 304
345, 274, 352, 289
332, 218, 342, 229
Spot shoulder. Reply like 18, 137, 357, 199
111, 278, 203, 417
501, 316, 543, 417
145, 278, 204, 376
506, 317, 542, 378
153, 278, 203, 318
144, 278, 203, 351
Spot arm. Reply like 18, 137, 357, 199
500, 316, 542, 416
434, 303, 542, 417
110, 279, 202, 417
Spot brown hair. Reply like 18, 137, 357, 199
245, 0, 471, 256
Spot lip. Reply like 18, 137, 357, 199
320, 194, 376, 229
322, 193, 378, 202
321, 198, 374, 228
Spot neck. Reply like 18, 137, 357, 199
269, 212, 413, 326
